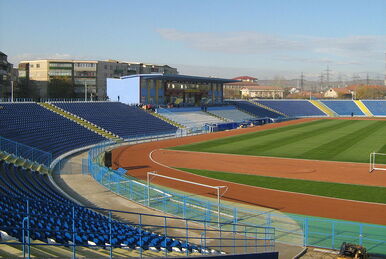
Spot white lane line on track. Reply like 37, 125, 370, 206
149, 149, 386, 207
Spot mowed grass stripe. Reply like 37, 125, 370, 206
171, 119, 331, 152
208, 120, 341, 154
177, 168, 386, 204
302, 121, 386, 161
171, 119, 386, 163
238, 120, 358, 155
267, 119, 377, 160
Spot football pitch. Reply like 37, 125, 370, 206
171, 119, 386, 164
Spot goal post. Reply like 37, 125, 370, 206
147, 171, 228, 226
369, 152, 386, 173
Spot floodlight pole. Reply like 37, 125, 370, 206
84, 82, 87, 101
11, 81, 14, 103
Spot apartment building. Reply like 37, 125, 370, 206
0, 51, 14, 99
18, 59, 178, 99
126, 62, 178, 75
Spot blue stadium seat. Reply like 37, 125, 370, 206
0, 161, 202, 252
361, 100, 386, 116
0, 103, 106, 158
321, 100, 364, 116
227, 100, 282, 118
256, 100, 326, 117
54, 102, 177, 138
207, 106, 256, 122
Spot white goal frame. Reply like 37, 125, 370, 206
369, 152, 386, 173
147, 171, 228, 226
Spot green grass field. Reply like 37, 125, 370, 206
176, 168, 386, 204
171, 119, 386, 163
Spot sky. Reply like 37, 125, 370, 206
0, 0, 385, 80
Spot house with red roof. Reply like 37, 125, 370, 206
324, 87, 352, 98
240, 85, 284, 99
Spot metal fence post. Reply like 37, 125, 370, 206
164, 217, 168, 257
72, 206, 76, 259
109, 211, 113, 258
219, 223, 222, 253
255, 226, 258, 253
359, 224, 363, 246
303, 218, 308, 247
233, 207, 238, 225
139, 214, 142, 258
233, 222, 236, 254
27, 200, 30, 259
331, 221, 335, 249
183, 197, 186, 219
185, 219, 189, 256
244, 225, 247, 254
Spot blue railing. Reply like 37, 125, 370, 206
87, 138, 386, 255
0, 197, 275, 258
0, 136, 52, 166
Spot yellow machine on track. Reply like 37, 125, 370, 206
337, 242, 369, 259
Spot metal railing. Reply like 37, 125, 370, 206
87, 137, 386, 255
0, 197, 275, 258
0, 136, 52, 167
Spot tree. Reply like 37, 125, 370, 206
48, 78, 76, 98
14, 78, 40, 100
356, 86, 386, 99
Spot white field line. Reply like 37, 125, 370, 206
149, 149, 386, 207
162, 148, 379, 166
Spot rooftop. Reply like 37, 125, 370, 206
120, 74, 238, 84
241, 85, 283, 91
232, 76, 258, 81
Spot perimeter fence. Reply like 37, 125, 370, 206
86, 138, 386, 255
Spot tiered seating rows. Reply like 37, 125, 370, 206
207, 106, 256, 122
227, 101, 282, 118
256, 100, 326, 117
321, 100, 364, 116
54, 102, 177, 138
362, 100, 386, 116
0, 161, 201, 252
158, 108, 224, 128
0, 103, 106, 158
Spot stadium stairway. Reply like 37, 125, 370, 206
233, 105, 260, 118
354, 100, 373, 116
204, 110, 231, 122
0, 151, 48, 174
249, 101, 288, 117
39, 103, 123, 143
150, 111, 186, 129
309, 100, 337, 117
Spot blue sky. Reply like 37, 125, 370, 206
1, 0, 385, 80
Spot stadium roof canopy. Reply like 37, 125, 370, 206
120, 74, 239, 84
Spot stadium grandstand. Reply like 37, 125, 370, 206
0, 100, 279, 258
1, 99, 386, 258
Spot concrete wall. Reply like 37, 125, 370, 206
107, 77, 140, 104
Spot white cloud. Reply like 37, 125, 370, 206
157, 28, 386, 65
157, 29, 305, 54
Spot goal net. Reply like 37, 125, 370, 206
369, 152, 386, 173
147, 171, 228, 226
